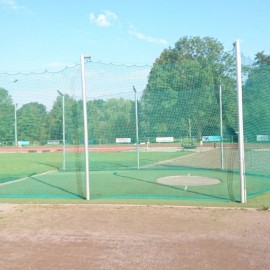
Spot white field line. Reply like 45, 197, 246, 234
140, 149, 215, 169
0, 170, 57, 187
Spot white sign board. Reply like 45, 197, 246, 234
202, 136, 221, 142
116, 138, 131, 143
47, 140, 60, 145
18, 140, 30, 146
156, 137, 174, 143
256, 135, 270, 142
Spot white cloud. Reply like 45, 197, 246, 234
0, 0, 31, 13
89, 11, 118, 27
0, 0, 19, 9
128, 26, 167, 45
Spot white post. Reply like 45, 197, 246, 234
81, 55, 91, 200
63, 95, 66, 171
235, 40, 246, 203
13, 79, 18, 147
14, 103, 18, 147
219, 81, 224, 170
57, 90, 66, 171
133, 86, 140, 169
188, 118, 191, 139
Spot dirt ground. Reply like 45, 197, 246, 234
0, 204, 269, 270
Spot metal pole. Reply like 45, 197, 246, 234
133, 86, 140, 169
62, 95, 66, 171
13, 79, 18, 147
57, 90, 66, 171
14, 103, 18, 147
188, 118, 191, 139
81, 55, 91, 200
235, 40, 246, 203
219, 81, 224, 170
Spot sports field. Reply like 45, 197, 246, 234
1, 146, 270, 269
1, 145, 270, 204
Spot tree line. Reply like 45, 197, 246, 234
0, 37, 269, 146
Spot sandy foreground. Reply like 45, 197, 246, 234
0, 203, 269, 270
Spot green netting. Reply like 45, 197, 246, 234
0, 65, 87, 199
0, 41, 270, 202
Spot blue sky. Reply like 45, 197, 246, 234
1, 0, 270, 72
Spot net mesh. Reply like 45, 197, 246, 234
0, 65, 87, 199
0, 49, 270, 201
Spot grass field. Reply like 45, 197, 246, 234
0, 149, 270, 208
0, 151, 190, 181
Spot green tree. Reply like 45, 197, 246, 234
17, 102, 48, 143
88, 99, 106, 144
0, 88, 14, 143
87, 98, 135, 144
243, 52, 270, 142
141, 36, 237, 140
48, 94, 79, 144
254, 51, 270, 65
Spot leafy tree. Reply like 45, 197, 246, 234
87, 99, 107, 144
17, 102, 48, 143
88, 98, 134, 144
141, 36, 237, 141
255, 51, 270, 65
48, 94, 79, 144
0, 88, 14, 142
243, 52, 270, 141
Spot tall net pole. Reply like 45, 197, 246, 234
57, 90, 66, 171
219, 81, 224, 170
235, 40, 246, 203
133, 86, 140, 169
81, 55, 91, 200
14, 103, 18, 147
62, 94, 66, 171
